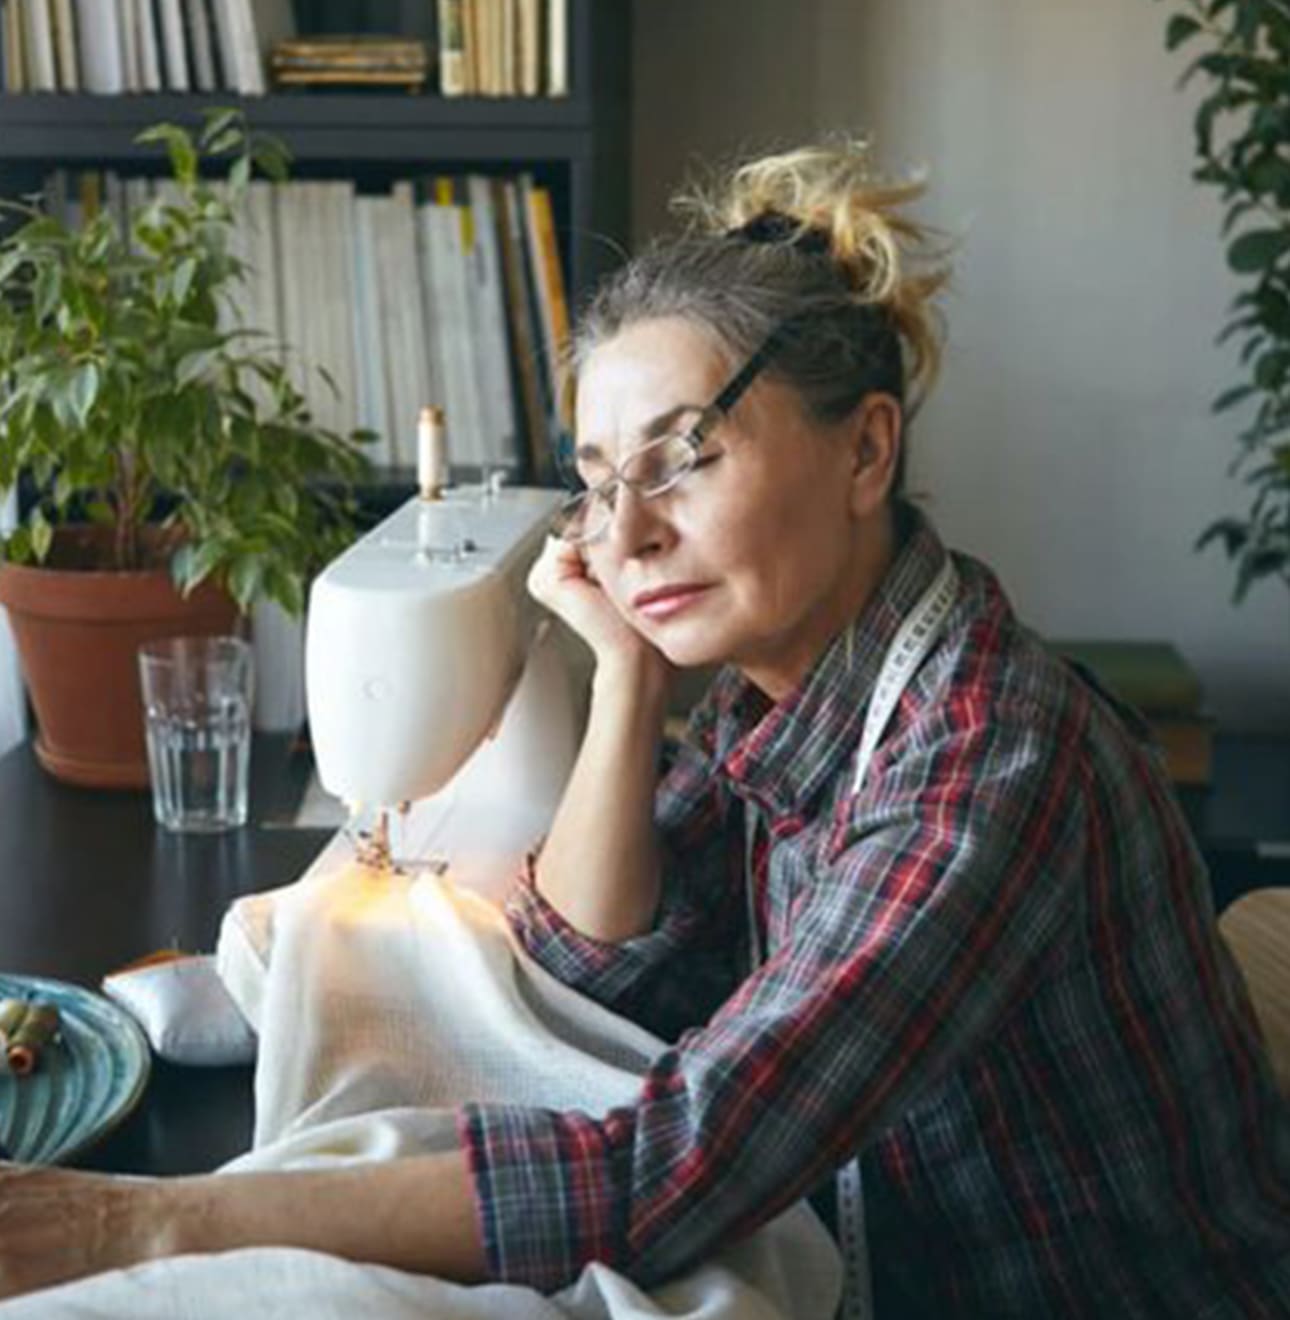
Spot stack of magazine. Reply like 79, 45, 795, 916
43, 168, 571, 476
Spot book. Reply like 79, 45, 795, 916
3, 0, 28, 92
50, 0, 76, 90
117, 0, 139, 90
134, 0, 162, 92
20, 0, 56, 91
547, 0, 567, 96
1148, 714, 1214, 786
76, 0, 124, 90
466, 173, 521, 468
155, 0, 189, 90
516, 0, 539, 96
351, 197, 392, 464
494, 177, 550, 477
182, 0, 215, 90
1051, 640, 1204, 716
526, 182, 571, 426
209, 0, 240, 90
436, 0, 465, 95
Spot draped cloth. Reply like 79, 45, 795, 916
0, 846, 840, 1320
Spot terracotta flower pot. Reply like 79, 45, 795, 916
0, 528, 240, 789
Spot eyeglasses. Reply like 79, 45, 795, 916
551, 326, 787, 546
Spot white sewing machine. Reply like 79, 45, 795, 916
304, 483, 589, 891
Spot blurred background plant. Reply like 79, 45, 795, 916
1156, 0, 1290, 600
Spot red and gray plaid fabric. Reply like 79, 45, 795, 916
459, 506, 1290, 1315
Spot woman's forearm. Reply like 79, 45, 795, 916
534, 658, 669, 942
161, 1150, 486, 1281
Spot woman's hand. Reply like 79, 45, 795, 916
527, 536, 671, 686
0, 1162, 167, 1301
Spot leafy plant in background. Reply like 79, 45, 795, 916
0, 109, 371, 616
1155, 0, 1290, 599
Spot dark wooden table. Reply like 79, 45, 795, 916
0, 734, 331, 1174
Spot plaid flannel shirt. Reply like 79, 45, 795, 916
458, 506, 1290, 1316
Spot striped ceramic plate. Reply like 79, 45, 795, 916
0, 972, 150, 1165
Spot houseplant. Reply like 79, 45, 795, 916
1155, 0, 1290, 600
0, 109, 371, 786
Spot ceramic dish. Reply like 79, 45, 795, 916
0, 972, 150, 1165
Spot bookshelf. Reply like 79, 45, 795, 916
0, 0, 632, 481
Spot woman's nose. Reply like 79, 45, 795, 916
605, 483, 670, 559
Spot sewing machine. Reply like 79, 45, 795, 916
304, 483, 589, 884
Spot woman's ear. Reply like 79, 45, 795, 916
848, 393, 902, 516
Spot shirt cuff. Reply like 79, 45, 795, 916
457, 1100, 630, 1292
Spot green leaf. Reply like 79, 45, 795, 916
1227, 227, 1290, 273
67, 360, 100, 425
28, 508, 52, 561
136, 123, 197, 186
1166, 14, 1202, 49
228, 554, 264, 610
228, 154, 251, 193
170, 256, 197, 307
1213, 384, 1257, 413
199, 107, 242, 150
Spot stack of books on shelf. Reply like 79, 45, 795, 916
43, 167, 571, 476
1052, 639, 1214, 786
437, 0, 568, 97
0, 0, 295, 95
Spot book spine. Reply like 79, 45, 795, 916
1, 0, 24, 93
135, 0, 162, 91
467, 173, 521, 468
116, 0, 140, 90
517, 0, 539, 97
494, 177, 549, 478
21, 0, 57, 91
50, 0, 77, 90
208, 0, 238, 91
528, 184, 570, 424
546, 0, 567, 96
229, 0, 261, 94
78, 0, 118, 93
156, 0, 188, 90
436, 0, 465, 95
353, 197, 394, 465
182, 0, 215, 91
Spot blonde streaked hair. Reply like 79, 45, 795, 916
570, 137, 952, 491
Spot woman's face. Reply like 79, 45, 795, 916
574, 316, 897, 698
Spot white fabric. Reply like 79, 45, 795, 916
2, 848, 840, 1319
0, 487, 26, 758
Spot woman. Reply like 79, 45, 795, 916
4, 140, 1288, 1317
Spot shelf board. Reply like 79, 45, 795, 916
0, 91, 594, 163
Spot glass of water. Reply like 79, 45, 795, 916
138, 636, 254, 832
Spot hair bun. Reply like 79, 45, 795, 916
727, 210, 831, 256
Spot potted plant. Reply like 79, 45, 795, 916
1155, 0, 1290, 599
0, 109, 370, 787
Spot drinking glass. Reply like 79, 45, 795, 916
138, 636, 254, 832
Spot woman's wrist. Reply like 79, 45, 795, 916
591, 650, 671, 715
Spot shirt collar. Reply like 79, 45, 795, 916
709, 502, 951, 815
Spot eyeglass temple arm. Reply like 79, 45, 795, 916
711, 324, 792, 415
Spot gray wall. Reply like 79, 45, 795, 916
631, 0, 1288, 731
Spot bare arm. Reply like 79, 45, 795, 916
0, 1151, 485, 1302
526, 537, 675, 944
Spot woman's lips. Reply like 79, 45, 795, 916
632, 585, 711, 621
